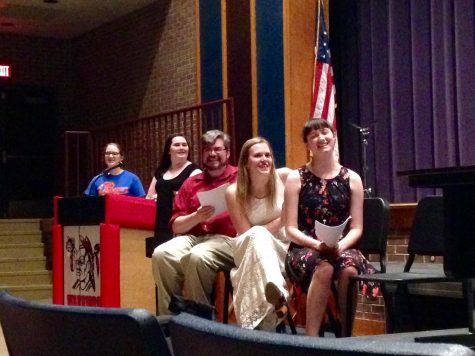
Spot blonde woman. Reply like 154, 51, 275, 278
225, 137, 291, 330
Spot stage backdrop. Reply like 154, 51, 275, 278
331, 0, 475, 203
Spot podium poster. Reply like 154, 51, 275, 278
63, 226, 101, 306
53, 195, 155, 311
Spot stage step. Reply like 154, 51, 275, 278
0, 257, 48, 272
0, 219, 41, 233
0, 219, 52, 303
0, 243, 45, 258
2, 285, 52, 303
0, 271, 52, 285
0, 231, 42, 244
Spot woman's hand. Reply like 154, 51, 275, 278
317, 241, 339, 257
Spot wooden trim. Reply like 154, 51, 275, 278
250, 0, 257, 136
282, 0, 316, 168
195, 0, 201, 103
221, 0, 228, 100
283, 0, 291, 164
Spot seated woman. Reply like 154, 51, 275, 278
225, 137, 291, 330
146, 133, 201, 245
84, 142, 145, 197
284, 118, 376, 336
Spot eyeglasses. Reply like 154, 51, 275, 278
105, 152, 121, 156
203, 146, 227, 154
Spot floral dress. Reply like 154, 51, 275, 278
285, 165, 377, 297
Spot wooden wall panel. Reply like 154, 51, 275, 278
283, 0, 316, 168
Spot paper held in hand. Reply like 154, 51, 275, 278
314, 216, 351, 247
196, 183, 230, 218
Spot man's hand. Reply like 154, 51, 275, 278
195, 205, 215, 222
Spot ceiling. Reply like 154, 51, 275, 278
0, 0, 158, 39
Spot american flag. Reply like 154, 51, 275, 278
310, 0, 338, 158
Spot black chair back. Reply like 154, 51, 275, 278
169, 313, 473, 356
405, 196, 444, 272
0, 290, 170, 356
358, 197, 390, 273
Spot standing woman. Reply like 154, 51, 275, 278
225, 137, 291, 330
146, 134, 201, 245
284, 118, 375, 336
84, 142, 145, 197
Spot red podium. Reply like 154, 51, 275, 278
52, 195, 156, 312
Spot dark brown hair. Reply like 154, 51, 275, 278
301, 119, 334, 143
156, 133, 192, 175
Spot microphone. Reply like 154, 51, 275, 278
102, 161, 123, 175
83, 161, 124, 196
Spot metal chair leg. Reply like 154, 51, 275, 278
223, 271, 232, 324
286, 310, 297, 334
155, 285, 159, 316
345, 277, 357, 336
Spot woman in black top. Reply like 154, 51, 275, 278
146, 134, 201, 245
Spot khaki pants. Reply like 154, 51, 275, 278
152, 234, 235, 315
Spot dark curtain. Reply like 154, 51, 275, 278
331, 0, 475, 203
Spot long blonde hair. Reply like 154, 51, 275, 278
236, 137, 277, 214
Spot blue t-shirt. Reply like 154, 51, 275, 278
84, 170, 146, 197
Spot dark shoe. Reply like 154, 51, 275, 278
265, 282, 288, 318
168, 294, 216, 320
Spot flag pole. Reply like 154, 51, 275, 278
312, 0, 321, 101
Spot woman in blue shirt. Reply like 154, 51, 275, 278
84, 142, 145, 197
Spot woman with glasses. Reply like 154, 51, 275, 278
146, 134, 201, 245
84, 142, 146, 197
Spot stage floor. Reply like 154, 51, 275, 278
353, 328, 475, 349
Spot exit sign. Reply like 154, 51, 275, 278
0, 65, 11, 78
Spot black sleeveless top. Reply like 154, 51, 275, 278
154, 162, 200, 243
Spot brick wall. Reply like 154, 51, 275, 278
0, 1, 198, 194
71, 0, 198, 128
0, 0, 197, 131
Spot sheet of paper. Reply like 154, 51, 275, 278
314, 216, 351, 247
196, 183, 230, 218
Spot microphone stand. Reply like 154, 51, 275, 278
84, 162, 123, 196
85, 173, 105, 196
350, 122, 375, 197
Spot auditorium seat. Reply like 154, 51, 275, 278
169, 312, 474, 356
0, 289, 171, 356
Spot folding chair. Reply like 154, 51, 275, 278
344, 196, 390, 335
169, 313, 475, 356
0, 290, 171, 356
346, 196, 452, 334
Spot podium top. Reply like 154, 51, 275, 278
397, 165, 475, 188
55, 195, 156, 230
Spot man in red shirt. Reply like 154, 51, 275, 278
152, 130, 238, 315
